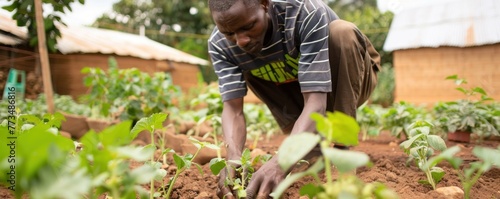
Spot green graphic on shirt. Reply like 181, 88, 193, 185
251, 54, 300, 83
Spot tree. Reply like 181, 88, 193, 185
2, 0, 85, 52
93, 0, 213, 60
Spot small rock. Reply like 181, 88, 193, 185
386, 172, 398, 182
389, 141, 398, 147
194, 192, 211, 199
250, 148, 267, 160
60, 131, 72, 139
435, 186, 464, 198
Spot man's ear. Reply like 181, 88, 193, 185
260, 0, 269, 10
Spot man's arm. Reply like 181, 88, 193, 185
245, 92, 326, 199
289, 92, 327, 135
222, 97, 247, 160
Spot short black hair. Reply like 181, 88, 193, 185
208, 0, 261, 12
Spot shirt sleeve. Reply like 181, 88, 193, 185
208, 36, 247, 101
297, 6, 332, 93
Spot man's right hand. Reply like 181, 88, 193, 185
217, 166, 236, 199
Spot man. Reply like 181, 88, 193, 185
207, 0, 380, 198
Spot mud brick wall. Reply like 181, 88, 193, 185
393, 43, 500, 106
48, 53, 201, 99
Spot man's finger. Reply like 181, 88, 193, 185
245, 175, 263, 199
256, 181, 274, 199
217, 186, 235, 199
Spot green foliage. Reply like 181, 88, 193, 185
424, 145, 500, 199
0, 111, 164, 199
370, 63, 395, 106
271, 111, 398, 199
81, 57, 180, 121
332, 2, 394, 66
244, 103, 280, 149
357, 103, 385, 140
209, 148, 271, 198
2, 0, 85, 52
383, 101, 428, 139
399, 121, 447, 190
432, 75, 499, 140
93, 0, 212, 59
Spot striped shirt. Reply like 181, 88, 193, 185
208, 0, 339, 101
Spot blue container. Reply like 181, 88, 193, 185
3, 68, 26, 100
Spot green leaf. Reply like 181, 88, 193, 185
299, 183, 322, 198
115, 145, 155, 162
209, 158, 226, 175
430, 167, 445, 184
472, 87, 487, 96
99, 121, 132, 147
130, 113, 167, 138
427, 135, 447, 151
423, 146, 462, 170
277, 133, 320, 171
322, 148, 370, 174
399, 134, 423, 150
131, 164, 158, 184
270, 159, 324, 199
318, 112, 360, 145
473, 147, 500, 167
173, 153, 186, 170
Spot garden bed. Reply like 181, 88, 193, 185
1, 130, 499, 199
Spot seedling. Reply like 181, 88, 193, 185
424, 145, 500, 199
357, 103, 384, 140
271, 112, 399, 199
382, 101, 428, 139
209, 148, 271, 198
399, 120, 447, 190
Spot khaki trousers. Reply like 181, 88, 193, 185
245, 20, 381, 133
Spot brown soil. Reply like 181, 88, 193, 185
1, 131, 499, 199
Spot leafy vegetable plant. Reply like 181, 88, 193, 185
424, 145, 500, 199
432, 75, 499, 140
399, 120, 447, 190
0, 111, 164, 199
382, 101, 428, 139
209, 148, 271, 198
271, 112, 399, 199
356, 103, 385, 141
131, 113, 215, 199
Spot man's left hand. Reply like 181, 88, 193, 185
245, 156, 286, 199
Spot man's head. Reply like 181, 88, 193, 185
209, 0, 271, 55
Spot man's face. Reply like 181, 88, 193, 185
212, 0, 269, 55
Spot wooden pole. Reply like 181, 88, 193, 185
34, 0, 55, 113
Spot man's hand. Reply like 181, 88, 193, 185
245, 156, 286, 199
217, 166, 236, 199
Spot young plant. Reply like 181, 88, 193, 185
432, 75, 499, 140
0, 112, 163, 199
271, 112, 399, 199
357, 103, 385, 141
423, 145, 500, 199
399, 120, 447, 190
382, 101, 428, 139
244, 103, 280, 149
131, 112, 215, 199
209, 148, 271, 198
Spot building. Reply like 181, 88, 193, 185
383, 0, 500, 105
0, 11, 209, 99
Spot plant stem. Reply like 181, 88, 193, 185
463, 168, 484, 199
321, 141, 333, 184
166, 170, 181, 199
150, 128, 156, 199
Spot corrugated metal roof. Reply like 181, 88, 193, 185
383, 0, 500, 51
0, 11, 209, 65
0, 10, 28, 45
57, 25, 209, 65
